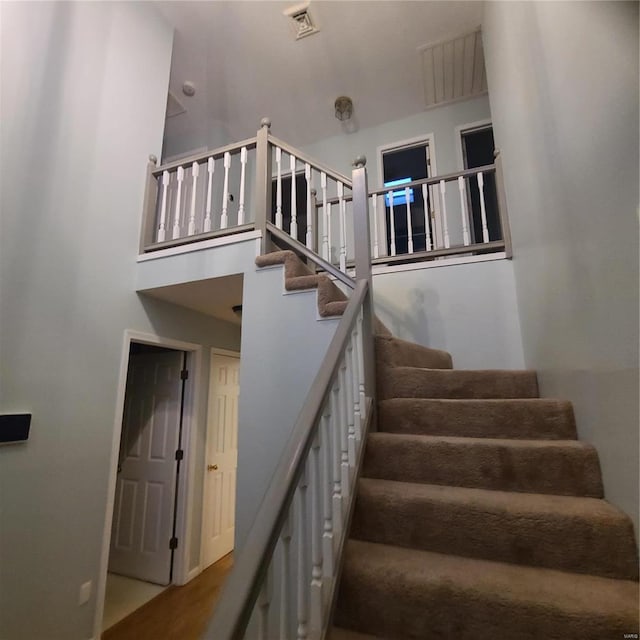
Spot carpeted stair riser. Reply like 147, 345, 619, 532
378, 398, 578, 439
375, 335, 453, 370
351, 478, 638, 580
335, 540, 639, 640
378, 367, 539, 400
363, 432, 604, 497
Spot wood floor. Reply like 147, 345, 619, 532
102, 553, 233, 640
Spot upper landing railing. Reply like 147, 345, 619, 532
140, 119, 511, 266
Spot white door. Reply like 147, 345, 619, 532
202, 353, 240, 568
109, 351, 184, 586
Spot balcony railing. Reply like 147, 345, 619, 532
140, 119, 511, 266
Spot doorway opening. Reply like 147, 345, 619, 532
96, 333, 202, 638
459, 124, 501, 242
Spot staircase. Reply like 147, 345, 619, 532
331, 334, 639, 639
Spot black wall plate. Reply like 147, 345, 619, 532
0, 414, 31, 444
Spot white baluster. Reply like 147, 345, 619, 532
258, 564, 273, 640
405, 186, 414, 254
338, 362, 350, 503
421, 184, 432, 251
458, 176, 470, 246
275, 147, 283, 229
350, 329, 362, 442
321, 172, 329, 261
337, 182, 346, 272
478, 171, 489, 243
439, 179, 450, 248
238, 146, 247, 225
204, 157, 214, 233
305, 163, 313, 249
321, 410, 334, 579
326, 203, 333, 265
356, 311, 366, 412
290, 154, 298, 240
371, 194, 380, 259
221, 151, 231, 229
388, 191, 396, 256
188, 162, 199, 236
158, 170, 170, 242
172, 166, 184, 239
330, 381, 343, 537
280, 512, 293, 640
345, 343, 356, 469
309, 431, 323, 637
297, 468, 309, 640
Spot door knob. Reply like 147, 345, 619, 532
207, 464, 218, 471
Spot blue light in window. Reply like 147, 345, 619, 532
384, 177, 414, 207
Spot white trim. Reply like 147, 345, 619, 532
199, 348, 241, 572
371, 251, 507, 276
455, 119, 493, 170
137, 230, 262, 262
93, 331, 204, 640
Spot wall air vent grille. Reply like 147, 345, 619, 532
419, 28, 487, 109
284, 3, 320, 40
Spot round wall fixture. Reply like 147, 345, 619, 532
182, 81, 196, 97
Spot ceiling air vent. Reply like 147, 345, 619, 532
284, 2, 320, 40
166, 90, 186, 119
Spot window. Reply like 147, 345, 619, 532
381, 141, 434, 255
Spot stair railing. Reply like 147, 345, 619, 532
204, 159, 375, 640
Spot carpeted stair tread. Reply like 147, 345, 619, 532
362, 432, 603, 497
378, 397, 577, 439
255, 250, 392, 333
335, 540, 640, 640
378, 367, 539, 400
351, 478, 638, 579
375, 334, 453, 370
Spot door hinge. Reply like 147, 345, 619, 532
169, 537, 179, 550
175, 449, 184, 461
180, 369, 189, 380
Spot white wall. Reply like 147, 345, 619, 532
483, 1, 639, 536
0, 4, 239, 638
373, 259, 524, 370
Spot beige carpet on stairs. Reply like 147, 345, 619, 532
255, 251, 639, 639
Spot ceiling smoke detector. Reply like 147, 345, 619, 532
284, 2, 320, 40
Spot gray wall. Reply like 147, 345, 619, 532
235, 265, 339, 549
300, 95, 491, 188
0, 4, 238, 638
483, 1, 639, 535
373, 259, 524, 369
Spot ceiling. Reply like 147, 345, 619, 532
141, 274, 244, 325
157, 1, 485, 152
